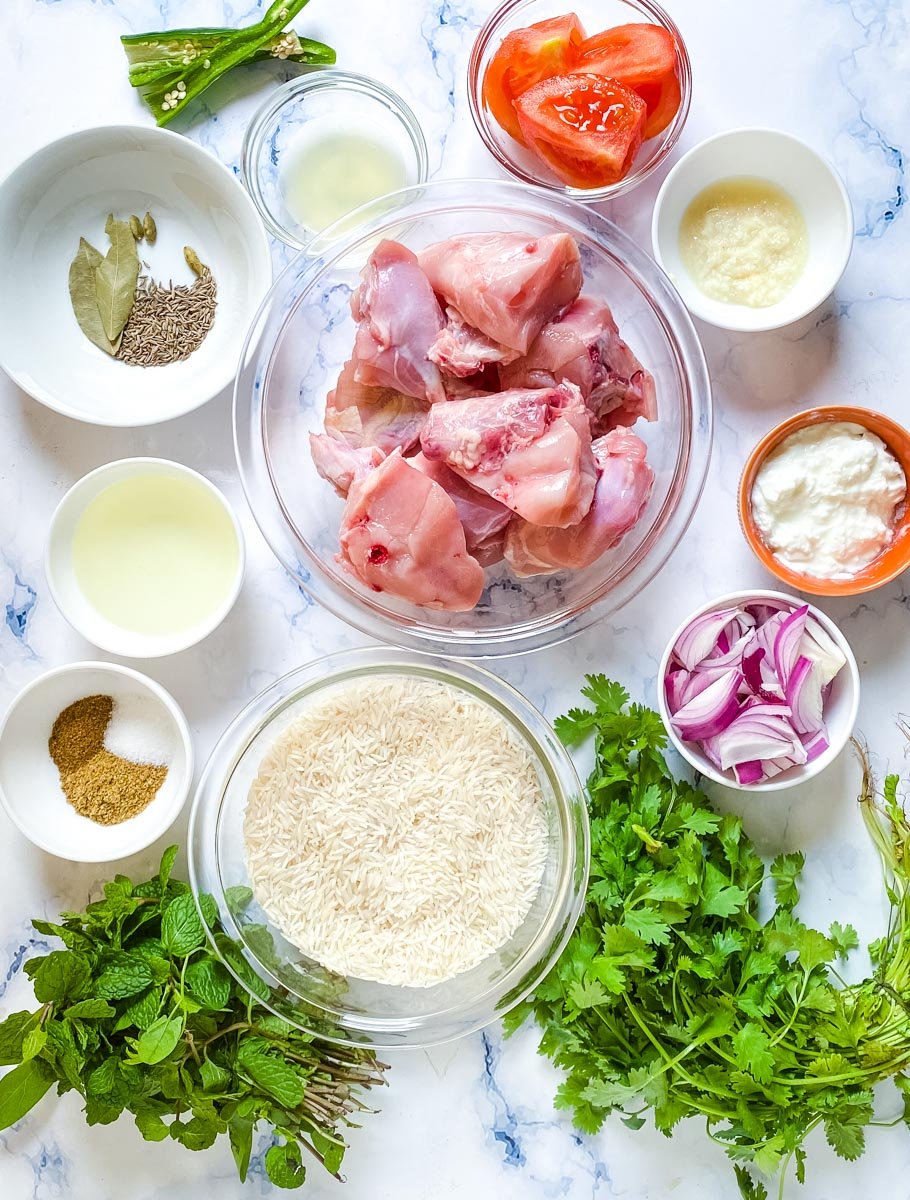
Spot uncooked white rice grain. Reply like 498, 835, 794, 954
243, 676, 549, 987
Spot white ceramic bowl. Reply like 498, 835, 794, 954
652, 129, 853, 332
657, 589, 860, 793
0, 125, 273, 426
46, 457, 245, 658
0, 662, 193, 862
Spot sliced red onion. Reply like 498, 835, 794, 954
713, 710, 805, 770
734, 760, 764, 785
704, 630, 758, 671
786, 655, 825, 736
664, 669, 688, 715
803, 617, 847, 687
665, 597, 845, 785
802, 730, 829, 762
670, 670, 743, 741
741, 645, 765, 694
673, 607, 743, 670
772, 605, 809, 686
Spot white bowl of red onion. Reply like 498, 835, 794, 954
657, 590, 859, 792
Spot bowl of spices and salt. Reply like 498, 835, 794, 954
189, 647, 588, 1048
0, 125, 271, 426
0, 661, 193, 862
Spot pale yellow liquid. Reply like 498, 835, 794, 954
72, 474, 240, 636
679, 176, 808, 307
282, 120, 410, 233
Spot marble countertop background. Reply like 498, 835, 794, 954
2, 0, 910, 1196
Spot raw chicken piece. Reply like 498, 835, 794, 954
410, 452, 513, 551
325, 360, 426, 455
324, 395, 425, 456
309, 435, 384, 498
504, 428, 654, 577
472, 528, 509, 568
428, 306, 519, 377
500, 297, 657, 434
420, 384, 597, 528
339, 452, 485, 611
418, 232, 582, 355
350, 240, 446, 403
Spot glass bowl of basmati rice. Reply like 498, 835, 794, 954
234, 177, 712, 658
188, 647, 588, 1048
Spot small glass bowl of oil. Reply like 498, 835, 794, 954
242, 71, 429, 251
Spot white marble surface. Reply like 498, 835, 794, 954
2, 0, 910, 1196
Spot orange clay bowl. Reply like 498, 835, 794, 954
738, 406, 910, 597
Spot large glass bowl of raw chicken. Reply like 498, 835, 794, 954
235, 179, 712, 656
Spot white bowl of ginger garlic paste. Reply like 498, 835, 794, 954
652, 128, 853, 333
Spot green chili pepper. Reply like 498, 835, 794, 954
121, 2, 336, 127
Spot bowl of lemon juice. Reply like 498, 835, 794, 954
45, 458, 245, 657
242, 71, 428, 250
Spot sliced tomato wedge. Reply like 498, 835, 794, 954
514, 73, 646, 189
635, 70, 682, 138
573, 23, 677, 86
482, 13, 586, 145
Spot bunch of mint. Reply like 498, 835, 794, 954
0, 847, 385, 1189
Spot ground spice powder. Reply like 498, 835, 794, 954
49, 694, 167, 825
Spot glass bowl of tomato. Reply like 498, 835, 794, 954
468, 0, 692, 200
234, 178, 712, 658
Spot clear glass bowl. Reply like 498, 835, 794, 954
467, 0, 692, 201
241, 71, 428, 250
234, 177, 712, 657
188, 648, 588, 1048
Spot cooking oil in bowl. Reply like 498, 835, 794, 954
280, 115, 411, 235
71, 473, 240, 637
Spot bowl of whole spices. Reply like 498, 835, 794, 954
0, 661, 193, 861
0, 125, 271, 426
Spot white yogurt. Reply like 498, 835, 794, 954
751, 421, 906, 579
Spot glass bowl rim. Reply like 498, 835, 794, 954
466, 0, 693, 202
232, 176, 713, 658
187, 646, 590, 1047
240, 69, 430, 250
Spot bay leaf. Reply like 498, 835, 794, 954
95, 218, 139, 343
68, 237, 117, 356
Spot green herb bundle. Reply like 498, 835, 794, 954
121, 1, 336, 126
0, 847, 385, 1189
508, 678, 910, 1199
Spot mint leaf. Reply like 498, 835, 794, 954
225, 885, 254, 913
0, 1059, 54, 1130
0, 1012, 38, 1066
64, 1000, 116, 1021
236, 1045, 304, 1109
95, 955, 154, 1000
126, 1015, 184, 1066
265, 1141, 306, 1189
199, 1057, 232, 1093
160, 894, 205, 956
229, 1114, 254, 1182
184, 958, 231, 1011
158, 845, 179, 890
135, 1110, 170, 1141
32, 951, 91, 1003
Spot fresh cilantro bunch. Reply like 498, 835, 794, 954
508, 678, 910, 1200
0, 847, 385, 1189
